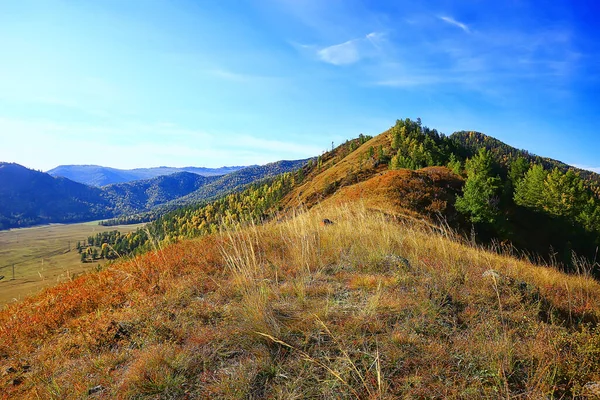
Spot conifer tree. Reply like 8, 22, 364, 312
447, 153, 462, 175
455, 148, 501, 224
514, 164, 547, 209
541, 169, 586, 219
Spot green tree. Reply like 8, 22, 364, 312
541, 169, 586, 219
577, 196, 600, 232
368, 146, 375, 158
514, 164, 547, 209
508, 156, 530, 186
447, 153, 462, 175
455, 148, 501, 224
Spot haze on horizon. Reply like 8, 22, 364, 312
0, 0, 599, 172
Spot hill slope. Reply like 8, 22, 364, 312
0, 162, 112, 229
167, 159, 312, 206
2, 203, 600, 398
451, 130, 600, 186
101, 172, 216, 215
112, 122, 600, 272
47, 165, 245, 187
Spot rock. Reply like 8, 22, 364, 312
584, 382, 600, 397
88, 385, 105, 395
482, 270, 501, 280
384, 254, 411, 270
321, 218, 334, 226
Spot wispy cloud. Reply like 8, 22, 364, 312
318, 39, 361, 65
439, 16, 470, 33
316, 32, 384, 66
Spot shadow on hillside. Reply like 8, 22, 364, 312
463, 206, 600, 277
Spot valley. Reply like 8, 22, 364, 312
0, 221, 144, 306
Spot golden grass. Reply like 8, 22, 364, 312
1, 203, 600, 398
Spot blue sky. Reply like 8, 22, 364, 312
1, 0, 599, 172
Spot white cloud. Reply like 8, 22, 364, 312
318, 39, 361, 65
439, 16, 470, 33
316, 32, 384, 66
206, 68, 276, 83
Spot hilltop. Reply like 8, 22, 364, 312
2, 119, 600, 398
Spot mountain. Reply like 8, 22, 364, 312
4, 123, 600, 397
47, 164, 246, 187
100, 172, 217, 215
166, 159, 313, 206
0, 160, 309, 230
98, 159, 314, 226
0, 162, 112, 230
450, 130, 600, 186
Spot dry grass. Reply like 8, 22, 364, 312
2, 203, 600, 398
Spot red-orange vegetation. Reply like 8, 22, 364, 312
326, 166, 463, 221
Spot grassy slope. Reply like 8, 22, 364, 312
281, 134, 391, 210
1, 203, 600, 398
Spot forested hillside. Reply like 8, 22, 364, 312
99, 159, 312, 226
100, 172, 215, 215
451, 130, 600, 186
0, 163, 112, 229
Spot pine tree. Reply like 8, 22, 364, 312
542, 169, 586, 219
455, 148, 501, 224
508, 156, 530, 186
514, 164, 547, 209
447, 153, 462, 175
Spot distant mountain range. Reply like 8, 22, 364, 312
46, 165, 246, 187
0, 163, 112, 229
0, 160, 309, 230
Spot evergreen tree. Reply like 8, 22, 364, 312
541, 169, 586, 220
447, 153, 462, 175
514, 164, 547, 209
455, 148, 501, 224
508, 156, 530, 186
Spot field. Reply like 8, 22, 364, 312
0, 221, 144, 307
